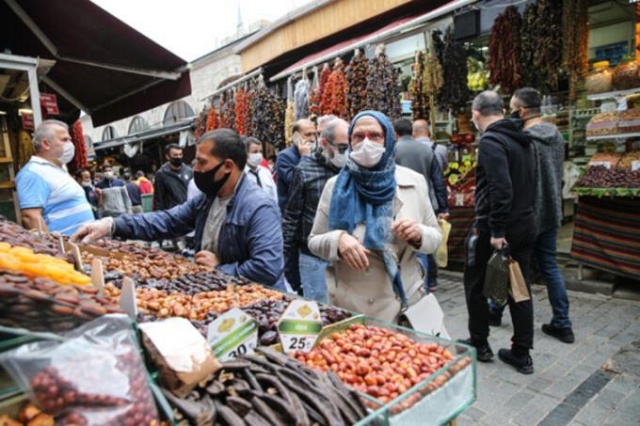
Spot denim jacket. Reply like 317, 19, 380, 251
113, 174, 284, 286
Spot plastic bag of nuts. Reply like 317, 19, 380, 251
0, 314, 161, 426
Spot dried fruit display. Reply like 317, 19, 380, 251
575, 166, 640, 188
320, 58, 348, 118
0, 218, 73, 262
294, 78, 311, 120
437, 28, 470, 113
489, 6, 523, 94
0, 270, 122, 333
617, 151, 640, 171
0, 403, 55, 426
410, 51, 429, 120
70, 120, 88, 170
612, 61, 640, 91
366, 45, 401, 120
162, 348, 368, 426
103, 283, 284, 320
346, 49, 368, 120
293, 323, 469, 411
205, 104, 218, 132
0, 243, 91, 286
563, 0, 589, 100
194, 107, 206, 139
251, 80, 286, 146
241, 299, 352, 346
520, 0, 563, 93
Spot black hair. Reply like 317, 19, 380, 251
165, 143, 182, 155
472, 90, 504, 117
393, 119, 413, 137
197, 128, 246, 170
513, 87, 542, 114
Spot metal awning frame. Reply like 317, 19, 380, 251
0, 53, 42, 126
94, 119, 195, 151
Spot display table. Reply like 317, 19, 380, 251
571, 196, 640, 281
446, 206, 475, 265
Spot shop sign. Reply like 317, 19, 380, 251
21, 114, 34, 130
632, 161, 640, 171
278, 300, 322, 354
207, 308, 258, 361
40, 93, 59, 115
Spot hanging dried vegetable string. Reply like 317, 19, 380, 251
251, 76, 286, 145
318, 62, 335, 115
438, 27, 470, 113
321, 58, 348, 118
205, 104, 218, 132
520, 2, 537, 89
235, 88, 251, 135
410, 51, 429, 120
563, 0, 589, 100
194, 107, 206, 139
489, 6, 523, 94
293, 74, 310, 120
309, 67, 322, 118
423, 48, 444, 97
285, 77, 295, 145
346, 49, 368, 120
71, 120, 88, 170
366, 44, 401, 120
218, 92, 231, 128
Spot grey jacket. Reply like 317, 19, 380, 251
527, 122, 564, 233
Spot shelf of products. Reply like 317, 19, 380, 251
587, 87, 640, 101
587, 132, 640, 141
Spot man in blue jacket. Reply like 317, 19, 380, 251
72, 129, 285, 289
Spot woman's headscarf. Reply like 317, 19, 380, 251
328, 110, 407, 307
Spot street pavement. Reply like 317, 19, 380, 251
436, 271, 640, 426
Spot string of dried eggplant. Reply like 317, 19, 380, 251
346, 49, 368, 120
366, 45, 401, 121
489, 6, 523, 94
438, 27, 470, 113
563, 0, 589, 100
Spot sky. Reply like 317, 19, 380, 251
91, 0, 313, 61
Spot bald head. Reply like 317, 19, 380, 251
412, 119, 430, 139
472, 90, 504, 117
292, 119, 317, 145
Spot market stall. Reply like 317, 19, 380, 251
0, 218, 476, 425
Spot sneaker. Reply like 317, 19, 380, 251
488, 312, 502, 327
458, 338, 494, 362
428, 282, 438, 293
542, 324, 575, 344
498, 349, 534, 374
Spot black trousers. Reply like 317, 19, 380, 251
463, 226, 536, 351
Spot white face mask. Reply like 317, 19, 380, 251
104, 171, 114, 179
330, 151, 347, 168
349, 138, 385, 168
59, 143, 75, 165
81, 180, 92, 187
247, 153, 263, 169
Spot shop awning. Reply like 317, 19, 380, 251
0, 0, 191, 127
269, 0, 478, 82
94, 119, 195, 151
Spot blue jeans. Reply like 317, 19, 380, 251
299, 252, 329, 304
536, 228, 572, 328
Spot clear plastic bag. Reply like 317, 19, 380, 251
0, 314, 159, 426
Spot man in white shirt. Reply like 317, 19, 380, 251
243, 137, 277, 203
413, 119, 449, 172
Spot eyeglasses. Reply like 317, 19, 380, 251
329, 141, 349, 153
351, 131, 384, 144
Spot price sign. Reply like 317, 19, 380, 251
278, 300, 323, 354
590, 161, 611, 169
455, 193, 464, 206
120, 277, 138, 320
207, 308, 258, 361
632, 161, 640, 171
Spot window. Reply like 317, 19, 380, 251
128, 116, 149, 135
163, 100, 195, 126
101, 126, 118, 142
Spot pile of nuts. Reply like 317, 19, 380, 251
104, 283, 284, 321
0, 271, 122, 333
575, 166, 640, 188
294, 324, 471, 412
29, 345, 159, 425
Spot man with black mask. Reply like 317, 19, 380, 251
282, 117, 348, 302
154, 144, 193, 211
72, 129, 285, 288
460, 90, 537, 374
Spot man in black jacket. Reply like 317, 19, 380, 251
282, 118, 348, 302
461, 90, 537, 374
154, 144, 193, 211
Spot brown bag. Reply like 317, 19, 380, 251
508, 258, 530, 302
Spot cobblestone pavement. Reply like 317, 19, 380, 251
436, 271, 640, 426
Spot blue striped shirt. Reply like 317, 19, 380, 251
16, 156, 94, 235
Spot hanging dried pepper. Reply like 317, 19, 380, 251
438, 27, 470, 113
520, 3, 537, 89
320, 58, 348, 118
235, 88, 250, 135
346, 49, 368, 120
563, 0, 589, 100
489, 6, 523, 94
319, 62, 335, 115
410, 51, 429, 120
366, 44, 401, 121
205, 104, 218, 132
71, 120, 88, 170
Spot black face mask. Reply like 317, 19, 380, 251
194, 161, 230, 197
169, 157, 183, 167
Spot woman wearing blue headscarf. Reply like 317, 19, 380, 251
308, 111, 442, 323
